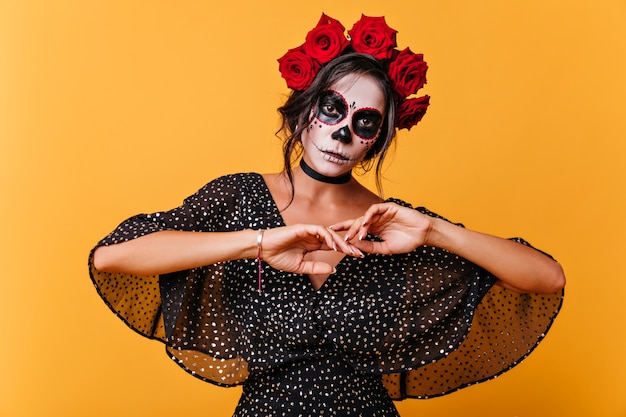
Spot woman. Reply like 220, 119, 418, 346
90, 14, 565, 416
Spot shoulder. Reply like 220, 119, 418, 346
211, 172, 263, 183
185, 172, 265, 202
200, 172, 264, 190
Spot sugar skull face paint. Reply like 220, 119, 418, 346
300, 73, 386, 178
313, 90, 383, 142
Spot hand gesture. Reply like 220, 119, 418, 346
260, 224, 363, 275
329, 202, 433, 255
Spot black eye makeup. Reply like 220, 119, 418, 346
313, 89, 384, 141
352, 108, 382, 140
315, 91, 347, 125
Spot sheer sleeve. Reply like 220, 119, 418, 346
383, 286, 563, 399
87, 173, 274, 386
379, 205, 564, 399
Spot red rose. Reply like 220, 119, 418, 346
388, 47, 428, 99
277, 46, 321, 91
348, 15, 397, 60
396, 95, 430, 130
302, 13, 350, 64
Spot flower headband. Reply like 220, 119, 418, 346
278, 14, 430, 130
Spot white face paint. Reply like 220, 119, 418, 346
314, 90, 383, 141
301, 73, 386, 177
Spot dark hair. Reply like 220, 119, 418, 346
277, 53, 397, 201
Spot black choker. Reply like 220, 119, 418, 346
299, 159, 352, 184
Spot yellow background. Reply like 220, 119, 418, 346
1, 0, 625, 416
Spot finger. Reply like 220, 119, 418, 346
350, 239, 376, 253
295, 260, 336, 275
342, 219, 365, 243
328, 218, 356, 232
360, 203, 397, 234
344, 203, 393, 241
326, 227, 364, 257
300, 224, 332, 245
361, 202, 391, 226
298, 224, 363, 258
328, 216, 366, 243
351, 239, 390, 255
317, 227, 338, 252
302, 225, 357, 257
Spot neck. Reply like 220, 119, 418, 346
299, 158, 352, 185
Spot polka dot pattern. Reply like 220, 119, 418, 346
89, 173, 563, 413
234, 352, 399, 416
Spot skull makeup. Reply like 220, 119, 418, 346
312, 90, 383, 144
300, 73, 386, 176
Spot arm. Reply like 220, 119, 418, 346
93, 230, 259, 275
93, 174, 361, 277
93, 225, 362, 276
425, 217, 565, 293
332, 202, 566, 294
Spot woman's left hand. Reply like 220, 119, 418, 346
329, 202, 432, 255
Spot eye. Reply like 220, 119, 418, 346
357, 117, 375, 129
352, 108, 383, 140
315, 91, 348, 125
322, 103, 339, 117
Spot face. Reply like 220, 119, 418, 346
301, 73, 386, 177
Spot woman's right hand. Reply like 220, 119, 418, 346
260, 224, 363, 275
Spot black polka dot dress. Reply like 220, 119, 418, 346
89, 173, 563, 416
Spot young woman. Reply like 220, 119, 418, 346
90, 14, 565, 416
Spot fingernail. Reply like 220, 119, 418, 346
328, 225, 333, 230
332, 267, 337, 274
359, 233, 363, 241
333, 243, 337, 251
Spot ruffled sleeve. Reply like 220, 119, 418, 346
381, 285, 563, 399
378, 205, 564, 399
88, 173, 278, 386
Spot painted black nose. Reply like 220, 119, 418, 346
331, 126, 352, 143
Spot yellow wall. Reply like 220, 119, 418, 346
1, 1, 624, 416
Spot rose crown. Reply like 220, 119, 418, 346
278, 14, 430, 130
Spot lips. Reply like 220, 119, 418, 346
313, 143, 353, 163
322, 150, 349, 161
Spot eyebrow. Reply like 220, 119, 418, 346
355, 108, 383, 117
326, 90, 383, 113
323, 90, 347, 107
